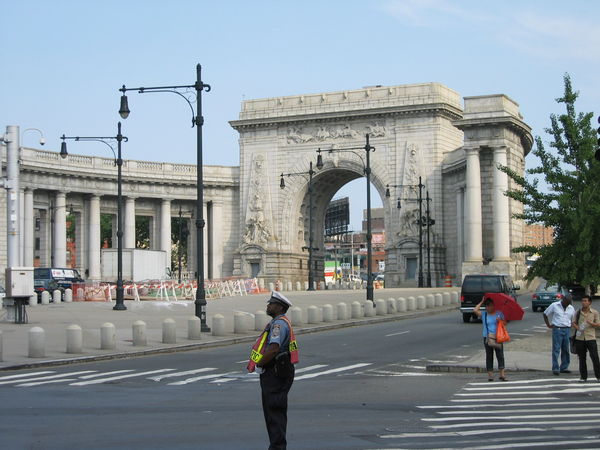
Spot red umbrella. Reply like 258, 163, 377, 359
485, 293, 525, 321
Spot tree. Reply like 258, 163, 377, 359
501, 74, 600, 288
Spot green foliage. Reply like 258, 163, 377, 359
500, 74, 600, 286
136, 216, 150, 249
100, 214, 112, 247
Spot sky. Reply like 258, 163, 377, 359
2, 0, 599, 231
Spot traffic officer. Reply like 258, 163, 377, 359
247, 291, 298, 450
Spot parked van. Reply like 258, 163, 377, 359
460, 274, 520, 323
34, 268, 84, 300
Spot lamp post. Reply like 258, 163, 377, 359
316, 134, 376, 301
280, 161, 318, 290
60, 122, 127, 310
424, 191, 435, 287
118, 64, 211, 332
177, 205, 184, 284
385, 176, 426, 288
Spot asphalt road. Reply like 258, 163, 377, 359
3, 293, 597, 449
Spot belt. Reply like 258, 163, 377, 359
555, 326, 571, 329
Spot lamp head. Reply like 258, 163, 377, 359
397, 199, 401, 209
385, 186, 390, 198
39, 138, 46, 146
316, 151, 324, 170
60, 140, 68, 159
280, 175, 285, 189
119, 87, 130, 119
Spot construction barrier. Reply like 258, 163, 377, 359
444, 275, 453, 287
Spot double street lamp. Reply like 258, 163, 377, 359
60, 122, 128, 310
280, 162, 318, 290
118, 64, 211, 332
385, 177, 435, 287
316, 134, 376, 301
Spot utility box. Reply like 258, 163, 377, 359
5, 267, 34, 297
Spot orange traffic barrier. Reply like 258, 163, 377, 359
444, 275, 452, 287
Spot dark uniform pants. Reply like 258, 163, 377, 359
575, 339, 600, 380
260, 366, 294, 450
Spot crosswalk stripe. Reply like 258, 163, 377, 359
294, 363, 372, 380
17, 379, 78, 387
430, 418, 600, 429
0, 370, 96, 385
0, 371, 55, 381
380, 427, 545, 438
296, 364, 328, 373
78, 370, 135, 379
148, 368, 217, 381
168, 372, 235, 386
468, 378, 575, 386
439, 407, 600, 415
449, 438, 600, 449
450, 397, 560, 402
464, 383, 585, 391
455, 390, 564, 396
424, 412, 596, 422
70, 369, 174, 386
419, 401, 598, 409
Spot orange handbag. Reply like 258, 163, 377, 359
496, 320, 510, 344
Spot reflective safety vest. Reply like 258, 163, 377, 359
247, 315, 299, 373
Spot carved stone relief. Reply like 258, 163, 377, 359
286, 122, 387, 144
243, 154, 272, 245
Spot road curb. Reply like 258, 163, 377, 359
0, 304, 458, 371
426, 364, 544, 374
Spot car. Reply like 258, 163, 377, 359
459, 274, 520, 323
531, 284, 571, 312
34, 268, 84, 301
0, 284, 5, 300
564, 284, 586, 302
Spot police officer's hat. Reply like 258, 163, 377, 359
268, 291, 293, 308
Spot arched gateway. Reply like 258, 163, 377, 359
230, 83, 532, 287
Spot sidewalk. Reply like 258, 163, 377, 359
0, 287, 458, 370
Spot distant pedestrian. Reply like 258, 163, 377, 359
572, 295, 600, 382
247, 291, 299, 450
543, 295, 575, 375
474, 297, 507, 381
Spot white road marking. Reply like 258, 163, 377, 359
0, 371, 55, 381
168, 372, 235, 386
468, 378, 574, 385
210, 378, 237, 383
380, 427, 545, 438
430, 418, 600, 429
455, 390, 571, 396
296, 364, 328, 373
148, 368, 217, 381
70, 369, 174, 386
464, 382, 583, 391
0, 370, 96, 385
294, 363, 372, 380
79, 370, 134, 379
443, 438, 600, 449
425, 412, 599, 421
399, 365, 426, 369
385, 331, 410, 337
450, 397, 560, 402
419, 401, 598, 409
17, 379, 77, 387
439, 406, 600, 415
509, 332, 533, 336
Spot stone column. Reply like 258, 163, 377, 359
456, 188, 464, 265
88, 195, 101, 280
124, 197, 136, 249
160, 199, 172, 273
188, 216, 197, 277
23, 189, 35, 267
53, 191, 67, 267
212, 201, 224, 279
464, 147, 482, 262
203, 202, 209, 279
493, 146, 511, 261
19, 188, 25, 265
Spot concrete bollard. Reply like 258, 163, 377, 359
375, 299, 387, 316
307, 306, 319, 324
268, 282, 275, 292
76, 287, 85, 301
417, 295, 426, 310
100, 322, 116, 350
387, 298, 397, 314
337, 302, 348, 320
451, 291, 459, 304
286, 281, 293, 292
187, 316, 201, 340
435, 293, 443, 307
41, 291, 50, 305
53, 289, 62, 303
426, 294, 435, 309
28, 294, 37, 307
212, 314, 226, 336
162, 318, 177, 344
326, 282, 333, 290
133, 320, 148, 345
295, 282, 302, 291
397, 297, 407, 312
322, 304, 334, 322
407, 296, 417, 311
443, 292, 451, 305
258, 278, 265, 290
66, 324, 83, 353
319, 281, 325, 290
364, 300, 375, 317
64, 289, 73, 303
255, 310, 269, 331
348, 301, 359, 319
289, 307, 303, 325
304, 281, 309, 291
234, 312, 248, 334
28, 327, 45, 358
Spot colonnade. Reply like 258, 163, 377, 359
464, 146, 511, 263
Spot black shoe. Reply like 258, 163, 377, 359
560, 369, 572, 374
553, 371, 560, 375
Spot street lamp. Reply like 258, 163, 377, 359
280, 162, 318, 290
118, 64, 211, 332
316, 134, 376, 301
60, 122, 128, 311
424, 191, 435, 288
386, 177, 426, 287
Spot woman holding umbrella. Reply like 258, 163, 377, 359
474, 297, 508, 381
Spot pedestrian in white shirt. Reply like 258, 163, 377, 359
544, 296, 575, 375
